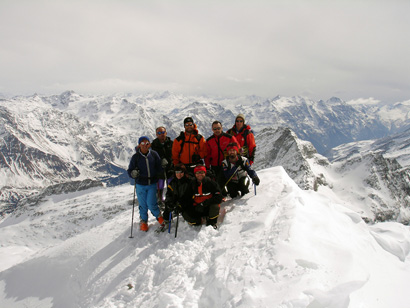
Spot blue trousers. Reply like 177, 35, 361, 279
136, 183, 160, 222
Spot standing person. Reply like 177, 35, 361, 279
162, 164, 193, 225
127, 136, 164, 232
205, 121, 238, 195
222, 143, 260, 198
226, 114, 256, 165
183, 165, 223, 229
172, 117, 207, 175
151, 126, 174, 206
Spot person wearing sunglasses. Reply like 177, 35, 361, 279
205, 121, 238, 196
172, 117, 207, 175
226, 114, 256, 166
127, 136, 165, 232
184, 165, 222, 229
151, 126, 174, 208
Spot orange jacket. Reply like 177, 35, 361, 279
172, 125, 207, 165
226, 124, 256, 164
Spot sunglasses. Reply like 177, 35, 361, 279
236, 120, 243, 123
140, 141, 150, 145
212, 127, 222, 131
185, 123, 194, 127
156, 131, 166, 135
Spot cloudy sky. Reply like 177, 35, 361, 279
1, 0, 409, 102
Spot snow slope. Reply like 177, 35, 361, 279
1, 167, 409, 308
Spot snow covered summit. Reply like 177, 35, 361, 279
1, 167, 409, 307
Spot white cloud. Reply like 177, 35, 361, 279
1, 0, 410, 102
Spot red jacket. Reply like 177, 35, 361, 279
226, 124, 256, 164
205, 133, 238, 168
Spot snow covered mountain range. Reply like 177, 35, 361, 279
1, 91, 410, 307
1, 91, 409, 223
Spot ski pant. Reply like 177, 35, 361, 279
136, 183, 160, 222
226, 176, 249, 198
182, 203, 220, 226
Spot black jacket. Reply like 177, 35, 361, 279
151, 137, 174, 178
165, 175, 193, 210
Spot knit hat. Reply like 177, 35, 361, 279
174, 163, 187, 173
226, 142, 239, 153
184, 117, 194, 124
138, 136, 150, 144
194, 165, 207, 174
236, 114, 245, 123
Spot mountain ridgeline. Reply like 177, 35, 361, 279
1, 92, 409, 223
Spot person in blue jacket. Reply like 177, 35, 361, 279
221, 142, 260, 198
127, 136, 164, 231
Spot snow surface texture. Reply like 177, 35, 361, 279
1, 167, 409, 308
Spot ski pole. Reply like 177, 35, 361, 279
175, 211, 179, 238
129, 179, 136, 238
168, 211, 172, 233
224, 166, 240, 187
254, 182, 257, 195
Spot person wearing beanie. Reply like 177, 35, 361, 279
226, 114, 256, 165
127, 136, 165, 231
181, 164, 223, 229
172, 116, 207, 175
160, 163, 193, 229
205, 120, 238, 195
221, 142, 260, 198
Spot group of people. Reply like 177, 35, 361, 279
127, 114, 260, 232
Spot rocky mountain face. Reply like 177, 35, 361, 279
254, 127, 329, 191
1, 92, 409, 224
254, 126, 410, 224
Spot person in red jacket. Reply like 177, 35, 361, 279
205, 121, 238, 195
172, 117, 207, 175
226, 114, 256, 165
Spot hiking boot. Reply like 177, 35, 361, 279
157, 216, 164, 225
140, 220, 148, 232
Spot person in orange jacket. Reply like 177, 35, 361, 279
226, 114, 256, 165
172, 117, 207, 174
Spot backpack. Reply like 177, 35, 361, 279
176, 132, 203, 157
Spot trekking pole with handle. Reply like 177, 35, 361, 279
129, 179, 137, 238
168, 211, 172, 233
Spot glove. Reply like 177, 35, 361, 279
130, 169, 140, 179
192, 154, 201, 163
161, 158, 168, 168
174, 203, 182, 214
235, 159, 244, 167
252, 176, 260, 186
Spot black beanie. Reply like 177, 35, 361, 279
184, 117, 194, 124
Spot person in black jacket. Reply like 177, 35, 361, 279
127, 136, 164, 232
162, 163, 193, 223
151, 126, 174, 206
183, 165, 223, 228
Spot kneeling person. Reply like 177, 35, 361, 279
183, 165, 223, 228
222, 143, 260, 198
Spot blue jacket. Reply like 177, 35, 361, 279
127, 149, 163, 185
222, 155, 257, 182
